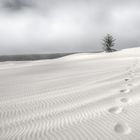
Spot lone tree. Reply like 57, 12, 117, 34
102, 34, 116, 52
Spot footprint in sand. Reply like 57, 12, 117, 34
120, 89, 131, 93
120, 98, 129, 103
114, 122, 131, 135
124, 78, 130, 82
108, 106, 123, 114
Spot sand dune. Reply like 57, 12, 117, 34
1, 48, 140, 140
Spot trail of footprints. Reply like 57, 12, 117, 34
108, 60, 138, 135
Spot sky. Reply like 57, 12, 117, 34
0, 0, 140, 54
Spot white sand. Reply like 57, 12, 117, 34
1, 47, 140, 140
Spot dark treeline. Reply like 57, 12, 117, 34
0, 51, 103, 62
0, 53, 73, 62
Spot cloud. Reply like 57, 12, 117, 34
0, 0, 140, 54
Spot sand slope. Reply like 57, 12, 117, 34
1, 48, 140, 140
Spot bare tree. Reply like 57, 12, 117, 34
102, 34, 116, 52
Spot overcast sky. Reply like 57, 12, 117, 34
0, 0, 140, 54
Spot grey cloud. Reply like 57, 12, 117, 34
2, 0, 32, 10
0, 0, 140, 54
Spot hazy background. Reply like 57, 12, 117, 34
0, 0, 140, 54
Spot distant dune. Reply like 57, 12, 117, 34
0, 47, 140, 140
